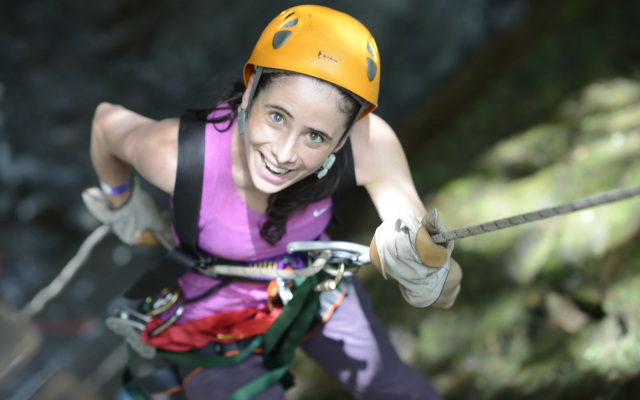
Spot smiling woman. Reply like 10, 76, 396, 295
85, 4, 461, 400
233, 72, 360, 240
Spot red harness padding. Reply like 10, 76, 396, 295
140, 305, 282, 352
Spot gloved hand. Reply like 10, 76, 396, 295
371, 207, 454, 307
82, 177, 176, 250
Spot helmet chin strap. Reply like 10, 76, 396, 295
237, 66, 266, 140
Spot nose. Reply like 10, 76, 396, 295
272, 133, 297, 165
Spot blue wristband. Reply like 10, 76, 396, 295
100, 176, 133, 196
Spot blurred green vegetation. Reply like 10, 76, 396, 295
349, 77, 640, 400
415, 77, 640, 399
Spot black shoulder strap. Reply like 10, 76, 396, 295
332, 137, 356, 206
123, 111, 207, 300
172, 110, 207, 259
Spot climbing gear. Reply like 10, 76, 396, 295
194, 253, 307, 281
316, 153, 336, 179
120, 111, 208, 301
142, 287, 181, 317
20, 223, 111, 318
194, 241, 369, 284
244, 5, 380, 120
108, 238, 367, 397
237, 106, 247, 138
106, 307, 157, 360
429, 183, 640, 244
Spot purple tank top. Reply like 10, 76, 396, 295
173, 108, 333, 322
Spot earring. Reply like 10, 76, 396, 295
317, 154, 336, 179
237, 106, 247, 140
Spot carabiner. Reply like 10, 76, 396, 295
314, 262, 345, 292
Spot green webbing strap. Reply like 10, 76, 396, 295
263, 276, 319, 367
156, 276, 319, 399
159, 335, 264, 368
227, 275, 320, 400
128, 276, 319, 399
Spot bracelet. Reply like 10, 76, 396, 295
100, 175, 133, 196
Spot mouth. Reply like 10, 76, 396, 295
262, 154, 291, 176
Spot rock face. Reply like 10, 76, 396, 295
3, 0, 640, 399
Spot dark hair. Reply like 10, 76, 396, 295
195, 72, 361, 244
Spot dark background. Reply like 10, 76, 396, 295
2, 0, 640, 399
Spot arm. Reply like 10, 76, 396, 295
350, 114, 425, 221
90, 102, 179, 207
350, 114, 461, 309
85, 102, 179, 248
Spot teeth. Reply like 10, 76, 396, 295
264, 157, 288, 175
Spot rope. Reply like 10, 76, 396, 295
431, 184, 640, 244
20, 185, 640, 310
20, 224, 111, 318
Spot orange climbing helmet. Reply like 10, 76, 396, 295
244, 5, 380, 120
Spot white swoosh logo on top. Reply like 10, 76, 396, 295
313, 206, 331, 217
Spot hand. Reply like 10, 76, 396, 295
82, 177, 176, 250
371, 207, 456, 308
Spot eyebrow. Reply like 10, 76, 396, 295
265, 103, 334, 140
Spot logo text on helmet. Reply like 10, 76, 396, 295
311, 51, 340, 64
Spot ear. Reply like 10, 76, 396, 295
241, 73, 255, 109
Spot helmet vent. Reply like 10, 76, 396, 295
272, 30, 292, 49
366, 58, 377, 81
280, 18, 298, 28
367, 43, 375, 59
283, 11, 295, 20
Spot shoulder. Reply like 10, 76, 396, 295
348, 113, 426, 220
93, 102, 181, 147
93, 102, 181, 193
348, 113, 406, 187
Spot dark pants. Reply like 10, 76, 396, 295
183, 277, 441, 400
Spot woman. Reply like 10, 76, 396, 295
86, 5, 462, 399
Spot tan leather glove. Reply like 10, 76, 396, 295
82, 177, 176, 250
371, 208, 454, 307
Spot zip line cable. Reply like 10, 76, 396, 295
430, 183, 640, 244
19, 184, 640, 317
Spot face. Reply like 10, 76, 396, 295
240, 74, 350, 194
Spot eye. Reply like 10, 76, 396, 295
307, 132, 323, 143
270, 112, 284, 124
